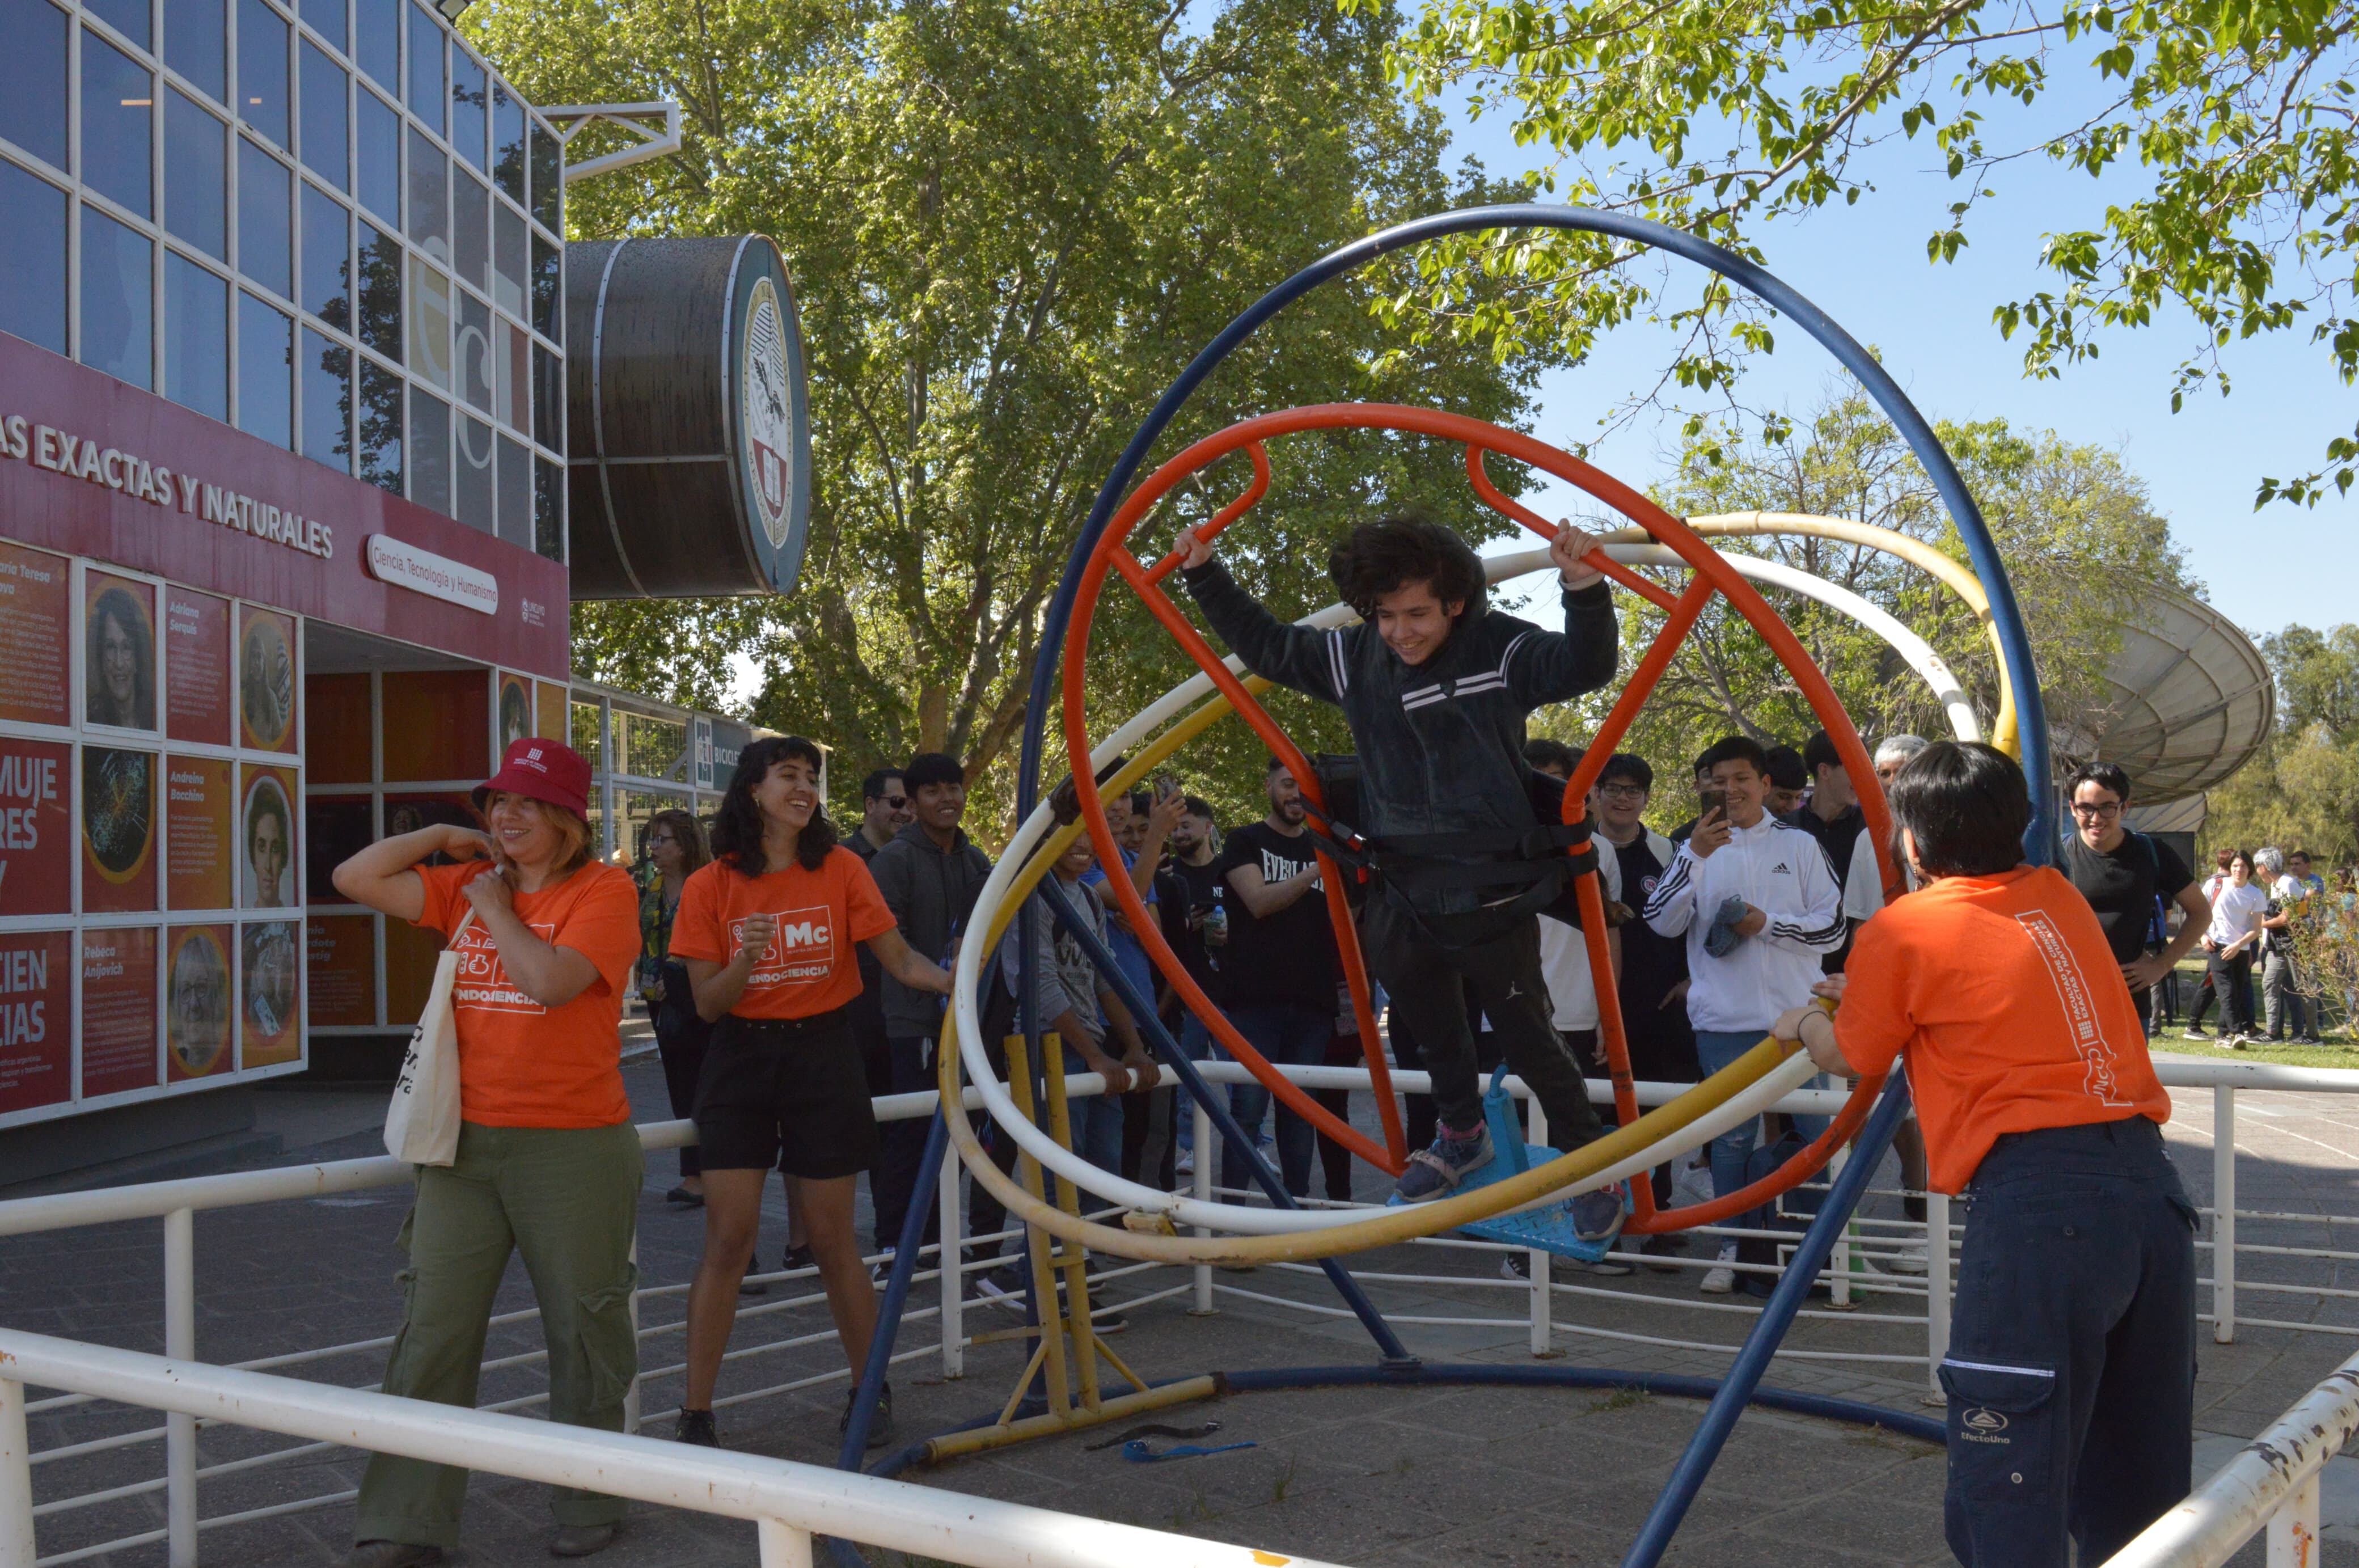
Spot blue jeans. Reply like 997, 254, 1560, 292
1172, 1012, 1249, 1158
1693, 1029, 1766, 1203
1941, 1118, 2195, 1566
1222, 1002, 1330, 1198
1062, 1042, 1126, 1177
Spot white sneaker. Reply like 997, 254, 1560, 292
1174, 1151, 1194, 1177
1700, 1243, 1739, 1295
1886, 1239, 1929, 1276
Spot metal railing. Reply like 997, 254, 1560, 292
2, 1054, 2355, 1566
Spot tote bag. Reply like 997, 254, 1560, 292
383, 911, 477, 1166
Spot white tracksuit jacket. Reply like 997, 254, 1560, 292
1642, 815, 1845, 1033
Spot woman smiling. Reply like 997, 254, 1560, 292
329, 739, 644, 1567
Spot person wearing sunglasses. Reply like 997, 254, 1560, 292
2060, 761, 2209, 1031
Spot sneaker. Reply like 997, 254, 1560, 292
550, 1523, 620, 1558
343, 1545, 443, 1568
840, 1381, 895, 1449
1884, 1239, 1929, 1276
973, 1263, 1029, 1311
1174, 1151, 1195, 1177
2182, 1028, 2210, 1041
2298, 1034, 2326, 1045
1639, 1233, 1689, 1273
1394, 1126, 1494, 1203
868, 1249, 898, 1287
674, 1408, 718, 1447
1571, 1188, 1627, 1247
1700, 1243, 1739, 1295
783, 1244, 816, 1274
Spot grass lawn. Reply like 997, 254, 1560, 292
2153, 957, 2359, 1070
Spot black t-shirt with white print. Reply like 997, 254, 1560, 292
1214, 821, 1339, 1011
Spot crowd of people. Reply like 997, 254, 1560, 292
322, 504, 2332, 1568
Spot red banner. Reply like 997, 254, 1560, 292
305, 913, 377, 1027
240, 764, 299, 911
0, 541, 70, 728
238, 606, 298, 753
165, 587, 231, 746
239, 919, 301, 1067
0, 737, 70, 918
0, 332, 568, 678
166, 754, 235, 911
80, 925, 159, 1097
84, 570, 158, 733
0, 931, 71, 1115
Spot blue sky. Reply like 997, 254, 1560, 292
1428, 61, 2358, 643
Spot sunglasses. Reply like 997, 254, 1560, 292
881, 794, 910, 809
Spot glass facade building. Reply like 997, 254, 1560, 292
0, 0, 567, 561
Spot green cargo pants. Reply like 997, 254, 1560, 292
353, 1119, 644, 1549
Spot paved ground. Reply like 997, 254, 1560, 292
7, 1038, 2359, 1567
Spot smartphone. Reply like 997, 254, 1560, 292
1698, 786, 1727, 819
1154, 773, 1181, 805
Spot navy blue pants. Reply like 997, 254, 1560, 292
1941, 1117, 2197, 1567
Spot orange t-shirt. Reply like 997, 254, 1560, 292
414, 860, 641, 1129
667, 848, 898, 1020
1834, 864, 2171, 1194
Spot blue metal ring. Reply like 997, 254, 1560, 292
1014, 201, 2050, 860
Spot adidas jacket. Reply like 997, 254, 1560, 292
1642, 815, 1845, 1032
1180, 559, 1617, 916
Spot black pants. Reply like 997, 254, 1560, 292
869, 1034, 934, 1253
1388, 989, 1500, 1153
1362, 898, 1604, 1149
1941, 1118, 2196, 1567
651, 963, 712, 1181
2191, 948, 2254, 1035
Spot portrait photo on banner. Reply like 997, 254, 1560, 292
84, 573, 157, 732
242, 768, 297, 910
166, 925, 233, 1080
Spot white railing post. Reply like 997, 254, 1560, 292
1191, 1101, 1215, 1315
2267, 1470, 2320, 1567
1925, 1189, 1951, 1396
1827, 1144, 1851, 1308
939, 1129, 965, 1377
1, 1376, 35, 1568
2215, 1084, 2238, 1345
758, 1516, 815, 1567
164, 1206, 196, 1568
624, 1235, 641, 1434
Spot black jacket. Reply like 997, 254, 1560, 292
1181, 560, 1618, 914
868, 822, 992, 1037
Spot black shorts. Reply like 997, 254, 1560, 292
695, 1008, 879, 1180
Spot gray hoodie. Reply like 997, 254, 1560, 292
868, 821, 992, 1037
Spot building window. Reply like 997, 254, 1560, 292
238, 291, 295, 448
166, 0, 228, 104
299, 42, 349, 193
357, 218, 400, 361
300, 180, 350, 328
404, 0, 442, 134
531, 340, 562, 454
456, 412, 494, 532
86, 0, 147, 50
302, 327, 352, 471
357, 353, 401, 491
491, 80, 524, 204
82, 29, 153, 218
303, 0, 346, 54
0, 0, 70, 172
491, 199, 525, 317
451, 50, 487, 172
453, 170, 487, 293
81, 204, 153, 389
356, 86, 399, 224
163, 251, 230, 422
0, 160, 67, 356
238, 137, 294, 301
498, 432, 531, 551
456, 288, 491, 413
164, 90, 229, 262
534, 454, 564, 562
405, 126, 447, 264
238, 0, 291, 150
408, 384, 450, 511
498, 318, 526, 431
530, 231, 559, 339
407, 254, 450, 387
529, 119, 561, 234
354, 0, 396, 92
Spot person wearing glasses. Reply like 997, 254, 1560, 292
847, 768, 914, 1257
2060, 762, 2208, 1030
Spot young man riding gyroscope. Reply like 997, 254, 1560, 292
1173, 515, 1625, 1237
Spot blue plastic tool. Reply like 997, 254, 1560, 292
1121, 1439, 1259, 1463
1387, 1063, 1629, 1263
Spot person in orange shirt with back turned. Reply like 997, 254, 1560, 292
666, 735, 953, 1453
1772, 740, 2193, 1568
332, 738, 644, 1567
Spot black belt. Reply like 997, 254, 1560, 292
719, 1007, 851, 1038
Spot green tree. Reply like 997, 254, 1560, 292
1352, 0, 2359, 505
467, 0, 1546, 835
2207, 625, 2359, 864
1531, 391, 2190, 810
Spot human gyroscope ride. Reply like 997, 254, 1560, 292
835, 202, 2053, 1567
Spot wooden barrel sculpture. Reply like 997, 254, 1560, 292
564, 235, 812, 598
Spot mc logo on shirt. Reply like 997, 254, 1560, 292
733, 906, 836, 990
451, 920, 556, 1016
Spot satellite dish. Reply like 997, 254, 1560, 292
2058, 584, 2273, 805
